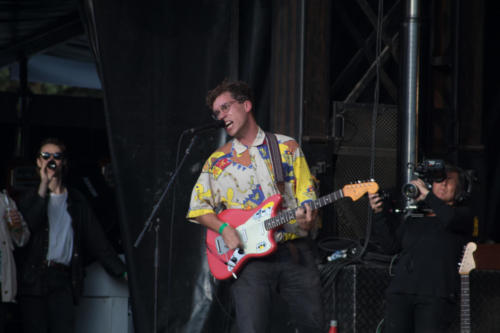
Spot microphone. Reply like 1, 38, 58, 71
47, 160, 57, 170
184, 119, 226, 134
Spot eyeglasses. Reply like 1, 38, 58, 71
212, 100, 238, 120
40, 152, 64, 160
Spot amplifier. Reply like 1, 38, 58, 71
334, 264, 391, 333
331, 264, 500, 333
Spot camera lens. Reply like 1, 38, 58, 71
402, 183, 419, 199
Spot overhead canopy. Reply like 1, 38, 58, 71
10, 50, 101, 89
0, 0, 99, 88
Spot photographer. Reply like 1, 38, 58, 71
368, 164, 473, 333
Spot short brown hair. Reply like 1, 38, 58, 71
37, 137, 67, 159
205, 79, 254, 110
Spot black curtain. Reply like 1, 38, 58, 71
483, 0, 500, 241
80, 1, 272, 332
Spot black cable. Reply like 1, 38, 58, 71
322, 0, 385, 323
208, 277, 235, 322
195, 226, 235, 323
317, 236, 362, 253
357, 0, 384, 262
164, 130, 188, 331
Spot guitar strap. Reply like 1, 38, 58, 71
265, 132, 300, 264
265, 132, 285, 195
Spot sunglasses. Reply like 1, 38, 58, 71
40, 152, 64, 160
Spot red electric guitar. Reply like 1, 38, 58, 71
206, 180, 379, 280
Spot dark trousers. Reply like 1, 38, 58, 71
384, 293, 456, 333
0, 302, 6, 333
20, 268, 74, 333
231, 239, 324, 333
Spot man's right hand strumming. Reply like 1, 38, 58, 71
220, 224, 242, 250
196, 213, 242, 250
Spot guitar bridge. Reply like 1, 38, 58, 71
215, 236, 229, 255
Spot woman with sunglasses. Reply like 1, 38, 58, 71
17, 138, 127, 333
36, 143, 67, 198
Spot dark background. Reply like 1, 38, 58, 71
0, 0, 499, 332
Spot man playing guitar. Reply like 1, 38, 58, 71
187, 79, 324, 332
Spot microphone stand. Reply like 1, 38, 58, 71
134, 133, 198, 333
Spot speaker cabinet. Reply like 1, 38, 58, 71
331, 265, 500, 333
331, 102, 398, 239
334, 264, 391, 332
469, 269, 500, 332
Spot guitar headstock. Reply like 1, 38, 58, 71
342, 180, 380, 202
459, 242, 477, 275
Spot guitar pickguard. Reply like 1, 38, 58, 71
236, 202, 274, 254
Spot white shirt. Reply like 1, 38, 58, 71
0, 191, 30, 302
46, 191, 74, 265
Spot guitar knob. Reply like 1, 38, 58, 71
231, 257, 238, 263
238, 249, 245, 255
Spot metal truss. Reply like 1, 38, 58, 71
331, 0, 401, 104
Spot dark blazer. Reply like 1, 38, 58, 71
371, 192, 473, 298
18, 187, 126, 303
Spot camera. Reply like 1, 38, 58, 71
402, 159, 446, 199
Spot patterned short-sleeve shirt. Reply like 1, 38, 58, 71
186, 127, 317, 241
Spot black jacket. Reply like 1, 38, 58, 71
18, 187, 126, 303
371, 192, 473, 298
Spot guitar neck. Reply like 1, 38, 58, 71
264, 189, 344, 230
460, 275, 471, 333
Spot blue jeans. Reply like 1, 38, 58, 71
231, 239, 324, 333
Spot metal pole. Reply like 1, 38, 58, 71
451, 0, 461, 163
401, 0, 421, 206
15, 57, 29, 158
298, 0, 305, 146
